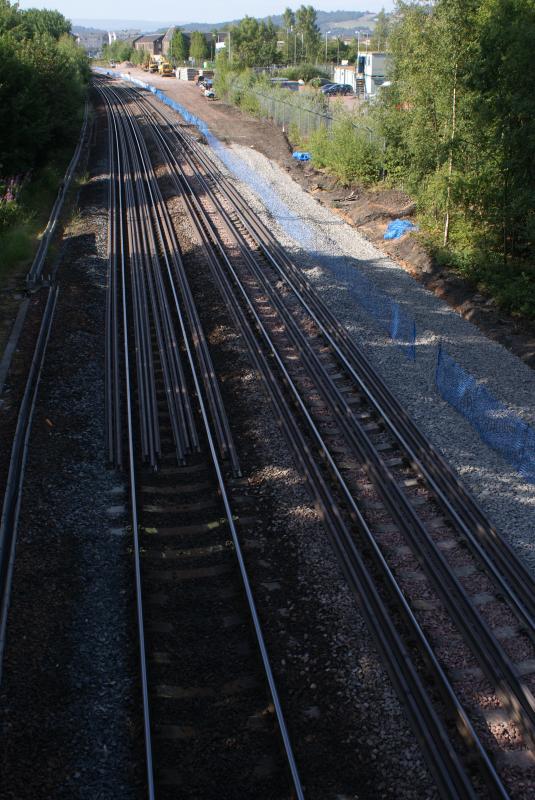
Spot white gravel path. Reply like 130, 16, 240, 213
205, 138, 535, 574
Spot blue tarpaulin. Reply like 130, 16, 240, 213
384, 219, 418, 240
292, 151, 311, 162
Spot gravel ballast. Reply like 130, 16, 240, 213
192, 135, 535, 574
0, 116, 144, 799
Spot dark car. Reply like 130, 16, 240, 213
322, 83, 353, 96
319, 83, 336, 94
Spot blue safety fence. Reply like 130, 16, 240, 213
436, 345, 535, 483
326, 255, 417, 360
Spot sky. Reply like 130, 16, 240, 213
17, 0, 396, 26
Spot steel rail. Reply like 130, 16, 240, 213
156, 99, 535, 631
105, 98, 123, 467
97, 81, 303, 797
143, 136, 491, 796
112, 84, 507, 797
156, 127, 535, 749
130, 94, 535, 750
120, 106, 193, 463
110, 84, 240, 476
102, 89, 156, 797
0, 285, 59, 683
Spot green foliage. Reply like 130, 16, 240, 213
102, 40, 133, 63
190, 31, 207, 64
308, 117, 383, 186
374, 0, 535, 318
0, 1, 88, 176
230, 15, 280, 67
130, 47, 147, 66
168, 28, 188, 64
295, 5, 321, 62
0, 146, 76, 278
279, 64, 327, 82
370, 8, 390, 51
20, 8, 71, 39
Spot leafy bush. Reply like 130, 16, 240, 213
278, 64, 328, 82
307, 117, 383, 186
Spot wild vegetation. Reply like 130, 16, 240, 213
216, 1, 535, 319
0, 0, 88, 272
376, 0, 535, 318
0, 0, 88, 176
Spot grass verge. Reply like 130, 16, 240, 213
0, 144, 80, 287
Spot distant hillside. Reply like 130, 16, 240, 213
179, 10, 380, 34
72, 10, 384, 36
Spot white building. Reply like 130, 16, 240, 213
108, 29, 140, 45
333, 65, 360, 94
334, 52, 390, 98
358, 51, 390, 97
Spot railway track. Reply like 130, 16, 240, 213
95, 77, 535, 798
128, 80, 535, 796
0, 286, 59, 679
97, 80, 303, 799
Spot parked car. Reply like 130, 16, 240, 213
319, 83, 335, 94
321, 83, 353, 96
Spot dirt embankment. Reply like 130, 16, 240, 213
111, 67, 535, 367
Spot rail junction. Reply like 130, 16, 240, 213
1, 74, 535, 798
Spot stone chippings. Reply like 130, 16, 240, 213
214, 141, 535, 576
0, 158, 144, 798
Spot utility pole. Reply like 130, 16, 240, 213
325, 30, 331, 62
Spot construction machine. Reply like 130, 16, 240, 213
158, 59, 174, 77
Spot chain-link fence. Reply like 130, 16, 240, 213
229, 78, 377, 141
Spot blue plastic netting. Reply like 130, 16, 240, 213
436, 345, 534, 482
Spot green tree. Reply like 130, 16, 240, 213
21, 8, 71, 39
0, 0, 22, 35
230, 16, 278, 67
102, 39, 133, 63
283, 7, 295, 61
168, 28, 188, 64
295, 5, 320, 62
0, 1, 88, 175
190, 30, 207, 64
377, 1, 479, 243
468, 0, 535, 260
371, 8, 390, 51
